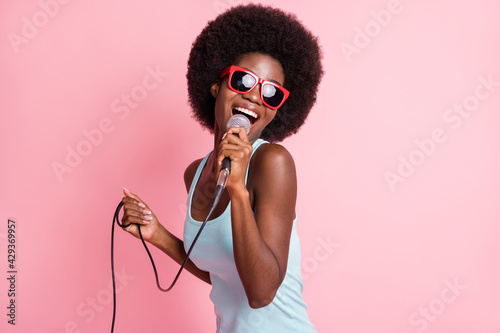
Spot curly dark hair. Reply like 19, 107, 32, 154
186, 4, 323, 142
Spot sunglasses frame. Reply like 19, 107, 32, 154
219, 65, 289, 110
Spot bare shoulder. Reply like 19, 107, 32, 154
184, 158, 204, 193
251, 142, 295, 169
249, 143, 297, 225
249, 143, 297, 188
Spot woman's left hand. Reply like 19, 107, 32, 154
217, 126, 253, 194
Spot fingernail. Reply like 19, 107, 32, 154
143, 215, 153, 220
138, 202, 146, 208
142, 220, 150, 224
143, 209, 152, 215
123, 187, 129, 192
222, 133, 227, 140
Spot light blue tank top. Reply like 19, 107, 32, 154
183, 139, 316, 333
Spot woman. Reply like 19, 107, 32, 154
121, 4, 323, 332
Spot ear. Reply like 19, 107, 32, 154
210, 80, 220, 98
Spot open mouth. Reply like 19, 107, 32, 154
232, 106, 258, 125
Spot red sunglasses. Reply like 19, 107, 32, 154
219, 65, 290, 110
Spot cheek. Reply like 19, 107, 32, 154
212, 90, 234, 126
214, 88, 237, 111
262, 110, 277, 125
213, 94, 227, 114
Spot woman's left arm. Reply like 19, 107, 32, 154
219, 130, 297, 309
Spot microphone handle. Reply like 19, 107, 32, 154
216, 130, 242, 196
221, 157, 231, 173
220, 131, 240, 173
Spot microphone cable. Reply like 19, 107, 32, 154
110, 184, 225, 332
111, 114, 247, 332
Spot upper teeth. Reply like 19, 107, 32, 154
234, 107, 257, 119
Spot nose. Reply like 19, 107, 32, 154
242, 83, 262, 105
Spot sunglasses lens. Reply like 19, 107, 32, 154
230, 71, 256, 92
262, 84, 285, 108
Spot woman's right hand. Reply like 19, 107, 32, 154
120, 188, 212, 285
121, 188, 164, 244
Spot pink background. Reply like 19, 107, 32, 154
1, 0, 499, 332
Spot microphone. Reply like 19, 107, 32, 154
212, 114, 251, 210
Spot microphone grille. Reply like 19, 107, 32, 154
226, 114, 251, 134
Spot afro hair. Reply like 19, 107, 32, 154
186, 4, 323, 142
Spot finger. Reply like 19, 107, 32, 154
121, 197, 147, 211
226, 126, 249, 143
216, 143, 252, 173
219, 138, 252, 156
123, 202, 152, 217
216, 142, 238, 169
121, 196, 146, 205
123, 187, 137, 199
123, 187, 143, 202
122, 188, 147, 208
124, 199, 153, 216
219, 134, 251, 155
122, 212, 151, 226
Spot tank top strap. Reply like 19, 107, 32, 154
245, 138, 268, 182
187, 152, 211, 196
251, 138, 268, 153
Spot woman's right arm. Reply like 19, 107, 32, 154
121, 184, 211, 285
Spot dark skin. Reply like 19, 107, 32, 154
121, 52, 297, 308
